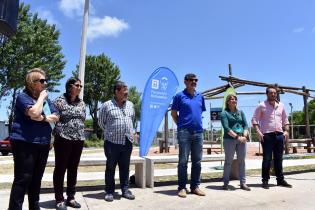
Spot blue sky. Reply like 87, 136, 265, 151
1, 0, 315, 128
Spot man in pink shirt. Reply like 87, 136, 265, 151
252, 86, 292, 189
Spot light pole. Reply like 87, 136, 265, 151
289, 103, 293, 139
78, 0, 89, 99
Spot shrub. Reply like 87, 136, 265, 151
84, 134, 103, 148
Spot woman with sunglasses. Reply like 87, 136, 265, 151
53, 78, 86, 210
8, 68, 59, 210
220, 94, 251, 191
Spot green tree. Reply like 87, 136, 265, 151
289, 99, 315, 138
291, 99, 315, 126
291, 111, 304, 125
128, 86, 141, 130
0, 3, 65, 131
76, 53, 120, 137
84, 119, 93, 128
308, 99, 315, 124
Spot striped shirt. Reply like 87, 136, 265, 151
98, 99, 135, 145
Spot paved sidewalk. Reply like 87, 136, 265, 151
1, 172, 314, 210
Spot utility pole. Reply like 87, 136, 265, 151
78, 0, 89, 99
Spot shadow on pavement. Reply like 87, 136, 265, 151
41, 185, 106, 194
206, 185, 237, 191
247, 183, 277, 188
153, 189, 178, 196
84, 192, 122, 200
284, 169, 315, 176
39, 200, 55, 209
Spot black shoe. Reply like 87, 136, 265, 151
104, 193, 114, 202
56, 201, 67, 210
122, 190, 135, 200
66, 199, 81, 208
277, 180, 292, 188
240, 184, 251, 191
262, 181, 269, 189
222, 185, 229, 190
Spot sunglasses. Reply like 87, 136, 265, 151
72, 84, 83, 88
187, 78, 198, 82
34, 79, 48, 84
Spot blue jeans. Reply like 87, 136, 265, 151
104, 140, 133, 194
223, 138, 246, 185
177, 129, 203, 190
261, 133, 284, 182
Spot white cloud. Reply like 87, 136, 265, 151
36, 8, 59, 25
293, 27, 304, 33
59, 0, 85, 18
312, 27, 315, 33
58, 0, 129, 40
87, 16, 129, 41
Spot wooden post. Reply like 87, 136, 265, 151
228, 64, 232, 76
275, 83, 281, 102
164, 111, 169, 153
284, 140, 290, 154
302, 86, 311, 138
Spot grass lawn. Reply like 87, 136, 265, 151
1, 164, 314, 190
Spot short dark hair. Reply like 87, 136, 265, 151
266, 85, 277, 94
184, 73, 197, 80
113, 80, 127, 93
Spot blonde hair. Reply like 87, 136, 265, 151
225, 94, 237, 110
25, 68, 46, 97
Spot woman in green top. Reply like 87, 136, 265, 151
220, 94, 251, 191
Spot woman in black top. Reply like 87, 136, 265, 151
53, 78, 86, 210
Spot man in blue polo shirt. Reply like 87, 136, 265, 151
171, 73, 206, 198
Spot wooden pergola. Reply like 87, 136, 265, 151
203, 64, 315, 139
161, 65, 315, 153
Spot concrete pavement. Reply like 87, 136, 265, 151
1, 148, 315, 209
1, 172, 315, 210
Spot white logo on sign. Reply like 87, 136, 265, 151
152, 79, 159, 89
160, 77, 168, 91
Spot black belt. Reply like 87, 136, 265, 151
264, 131, 283, 136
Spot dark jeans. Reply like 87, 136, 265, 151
261, 133, 285, 182
8, 140, 50, 210
104, 140, 133, 194
53, 136, 84, 202
177, 129, 203, 191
